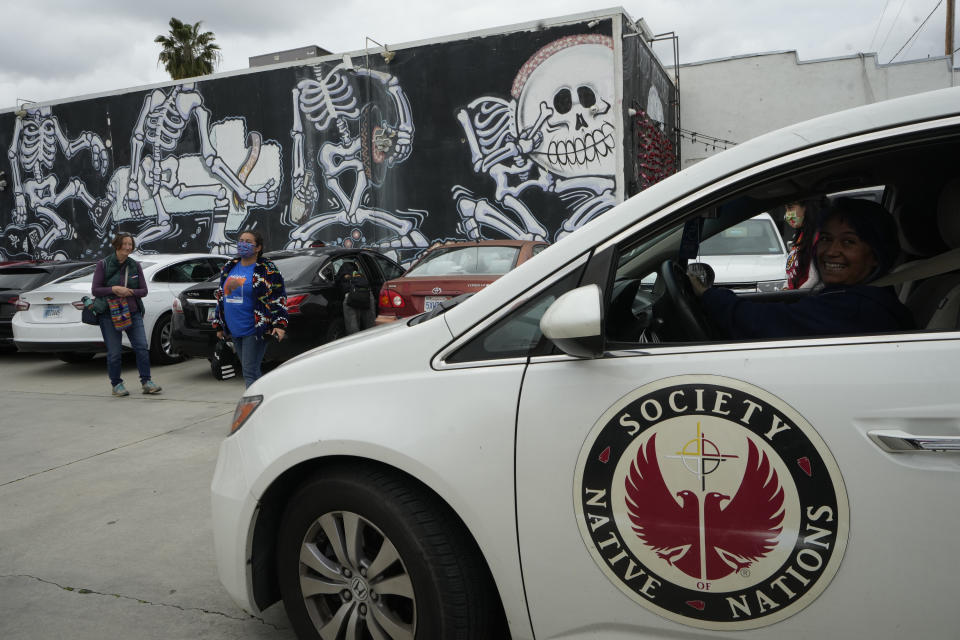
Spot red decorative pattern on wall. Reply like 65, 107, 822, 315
635, 109, 677, 191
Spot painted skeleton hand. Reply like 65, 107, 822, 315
293, 171, 319, 209
245, 178, 278, 207
13, 193, 27, 226
89, 134, 109, 175
514, 127, 543, 157
391, 127, 413, 165
124, 184, 144, 218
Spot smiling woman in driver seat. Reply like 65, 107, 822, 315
689, 197, 915, 339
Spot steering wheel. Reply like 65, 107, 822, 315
659, 259, 711, 341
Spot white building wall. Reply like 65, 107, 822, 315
675, 51, 958, 168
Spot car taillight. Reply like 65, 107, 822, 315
71, 300, 85, 310
379, 289, 405, 309
286, 294, 307, 314
172, 298, 183, 313
14, 298, 29, 311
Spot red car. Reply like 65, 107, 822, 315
377, 239, 549, 322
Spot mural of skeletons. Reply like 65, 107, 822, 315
287, 62, 427, 261
5, 105, 109, 258
115, 82, 279, 253
453, 34, 618, 242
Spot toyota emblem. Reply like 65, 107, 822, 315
432, 287, 442, 294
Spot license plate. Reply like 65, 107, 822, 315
44, 305, 61, 319
206, 306, 216, 322
424, 296, 449, 312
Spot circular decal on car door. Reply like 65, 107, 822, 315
573, 375, 849, 630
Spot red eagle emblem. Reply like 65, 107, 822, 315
625, 433, 785, 580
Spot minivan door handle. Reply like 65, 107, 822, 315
868, 430, 960, 453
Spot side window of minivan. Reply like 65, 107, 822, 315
446, 264, 585, 364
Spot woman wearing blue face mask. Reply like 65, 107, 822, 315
212, 230, 288, 387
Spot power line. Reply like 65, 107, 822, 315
889, 0, 944, 62
869, 0, 894, 52
878, 0, 910, 53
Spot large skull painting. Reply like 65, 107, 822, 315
513, 35, 616, 179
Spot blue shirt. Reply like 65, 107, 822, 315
223, 262, 256, 337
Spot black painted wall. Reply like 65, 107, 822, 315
0, 12, 675, 265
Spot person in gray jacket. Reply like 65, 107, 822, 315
90, 233, 162, 397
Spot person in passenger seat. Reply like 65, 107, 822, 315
784, 196, 825, 290
690, 198, 915, 339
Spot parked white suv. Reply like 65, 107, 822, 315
697, 212, 788, 293
212, 88, 960, 639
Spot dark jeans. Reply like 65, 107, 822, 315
99, 310, 151, 387
344, 293, 375, 335
233, 334, 268, 388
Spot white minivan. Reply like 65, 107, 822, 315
212, 88, 960, 639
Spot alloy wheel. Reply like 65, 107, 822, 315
298, 510, 415, 639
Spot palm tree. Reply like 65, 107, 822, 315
155, 18, 222, 80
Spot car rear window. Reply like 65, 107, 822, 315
406, 246, 521, 277
698, 218, 784, 256
271, 255, 328, 283
58, 262, 155, 283
0, 269, 51, 290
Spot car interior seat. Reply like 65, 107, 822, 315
191, 263, 215, 281
896, 179, 960, 329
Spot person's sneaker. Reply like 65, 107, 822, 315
112, 383, 129, 397
141, 380, 162, 394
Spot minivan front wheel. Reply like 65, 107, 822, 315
277, 466, 505, 639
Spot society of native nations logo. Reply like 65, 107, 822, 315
573, 376, 849, 631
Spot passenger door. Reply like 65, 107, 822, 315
513, 128, 960, 637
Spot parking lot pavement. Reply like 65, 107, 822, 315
0, 352, 295, 640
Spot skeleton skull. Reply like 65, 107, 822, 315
514, 36, 616, 179
647, 86, 665, 131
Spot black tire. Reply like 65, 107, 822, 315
277, 466, 506, 640
56, 352, 95, 363
149, 313, 183, 365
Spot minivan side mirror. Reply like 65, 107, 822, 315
540, 284, 604, 358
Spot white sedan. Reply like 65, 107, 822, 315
13, 253, 227, 364
212, 87, 960, 639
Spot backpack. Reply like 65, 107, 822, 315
209, 338, 241, 380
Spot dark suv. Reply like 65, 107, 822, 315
171, 247, 404, 366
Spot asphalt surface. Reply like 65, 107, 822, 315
0, 351, 296, 640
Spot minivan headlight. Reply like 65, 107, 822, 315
230, 395, 262, 435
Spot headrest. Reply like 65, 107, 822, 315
895, 202, 942, 258
937, 178, 960, 249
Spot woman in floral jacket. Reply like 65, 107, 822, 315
212, 229, 288, 387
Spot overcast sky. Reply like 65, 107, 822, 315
1, 0, 955, 110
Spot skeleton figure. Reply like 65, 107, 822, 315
453, 35, 617, 242
6, 105, 109, 257
287, 63, 427, 261
123, 83, 277, 253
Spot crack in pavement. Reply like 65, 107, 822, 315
0, 573, 286, 630
0, 409, 233, 488
0, 389, 237, 406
